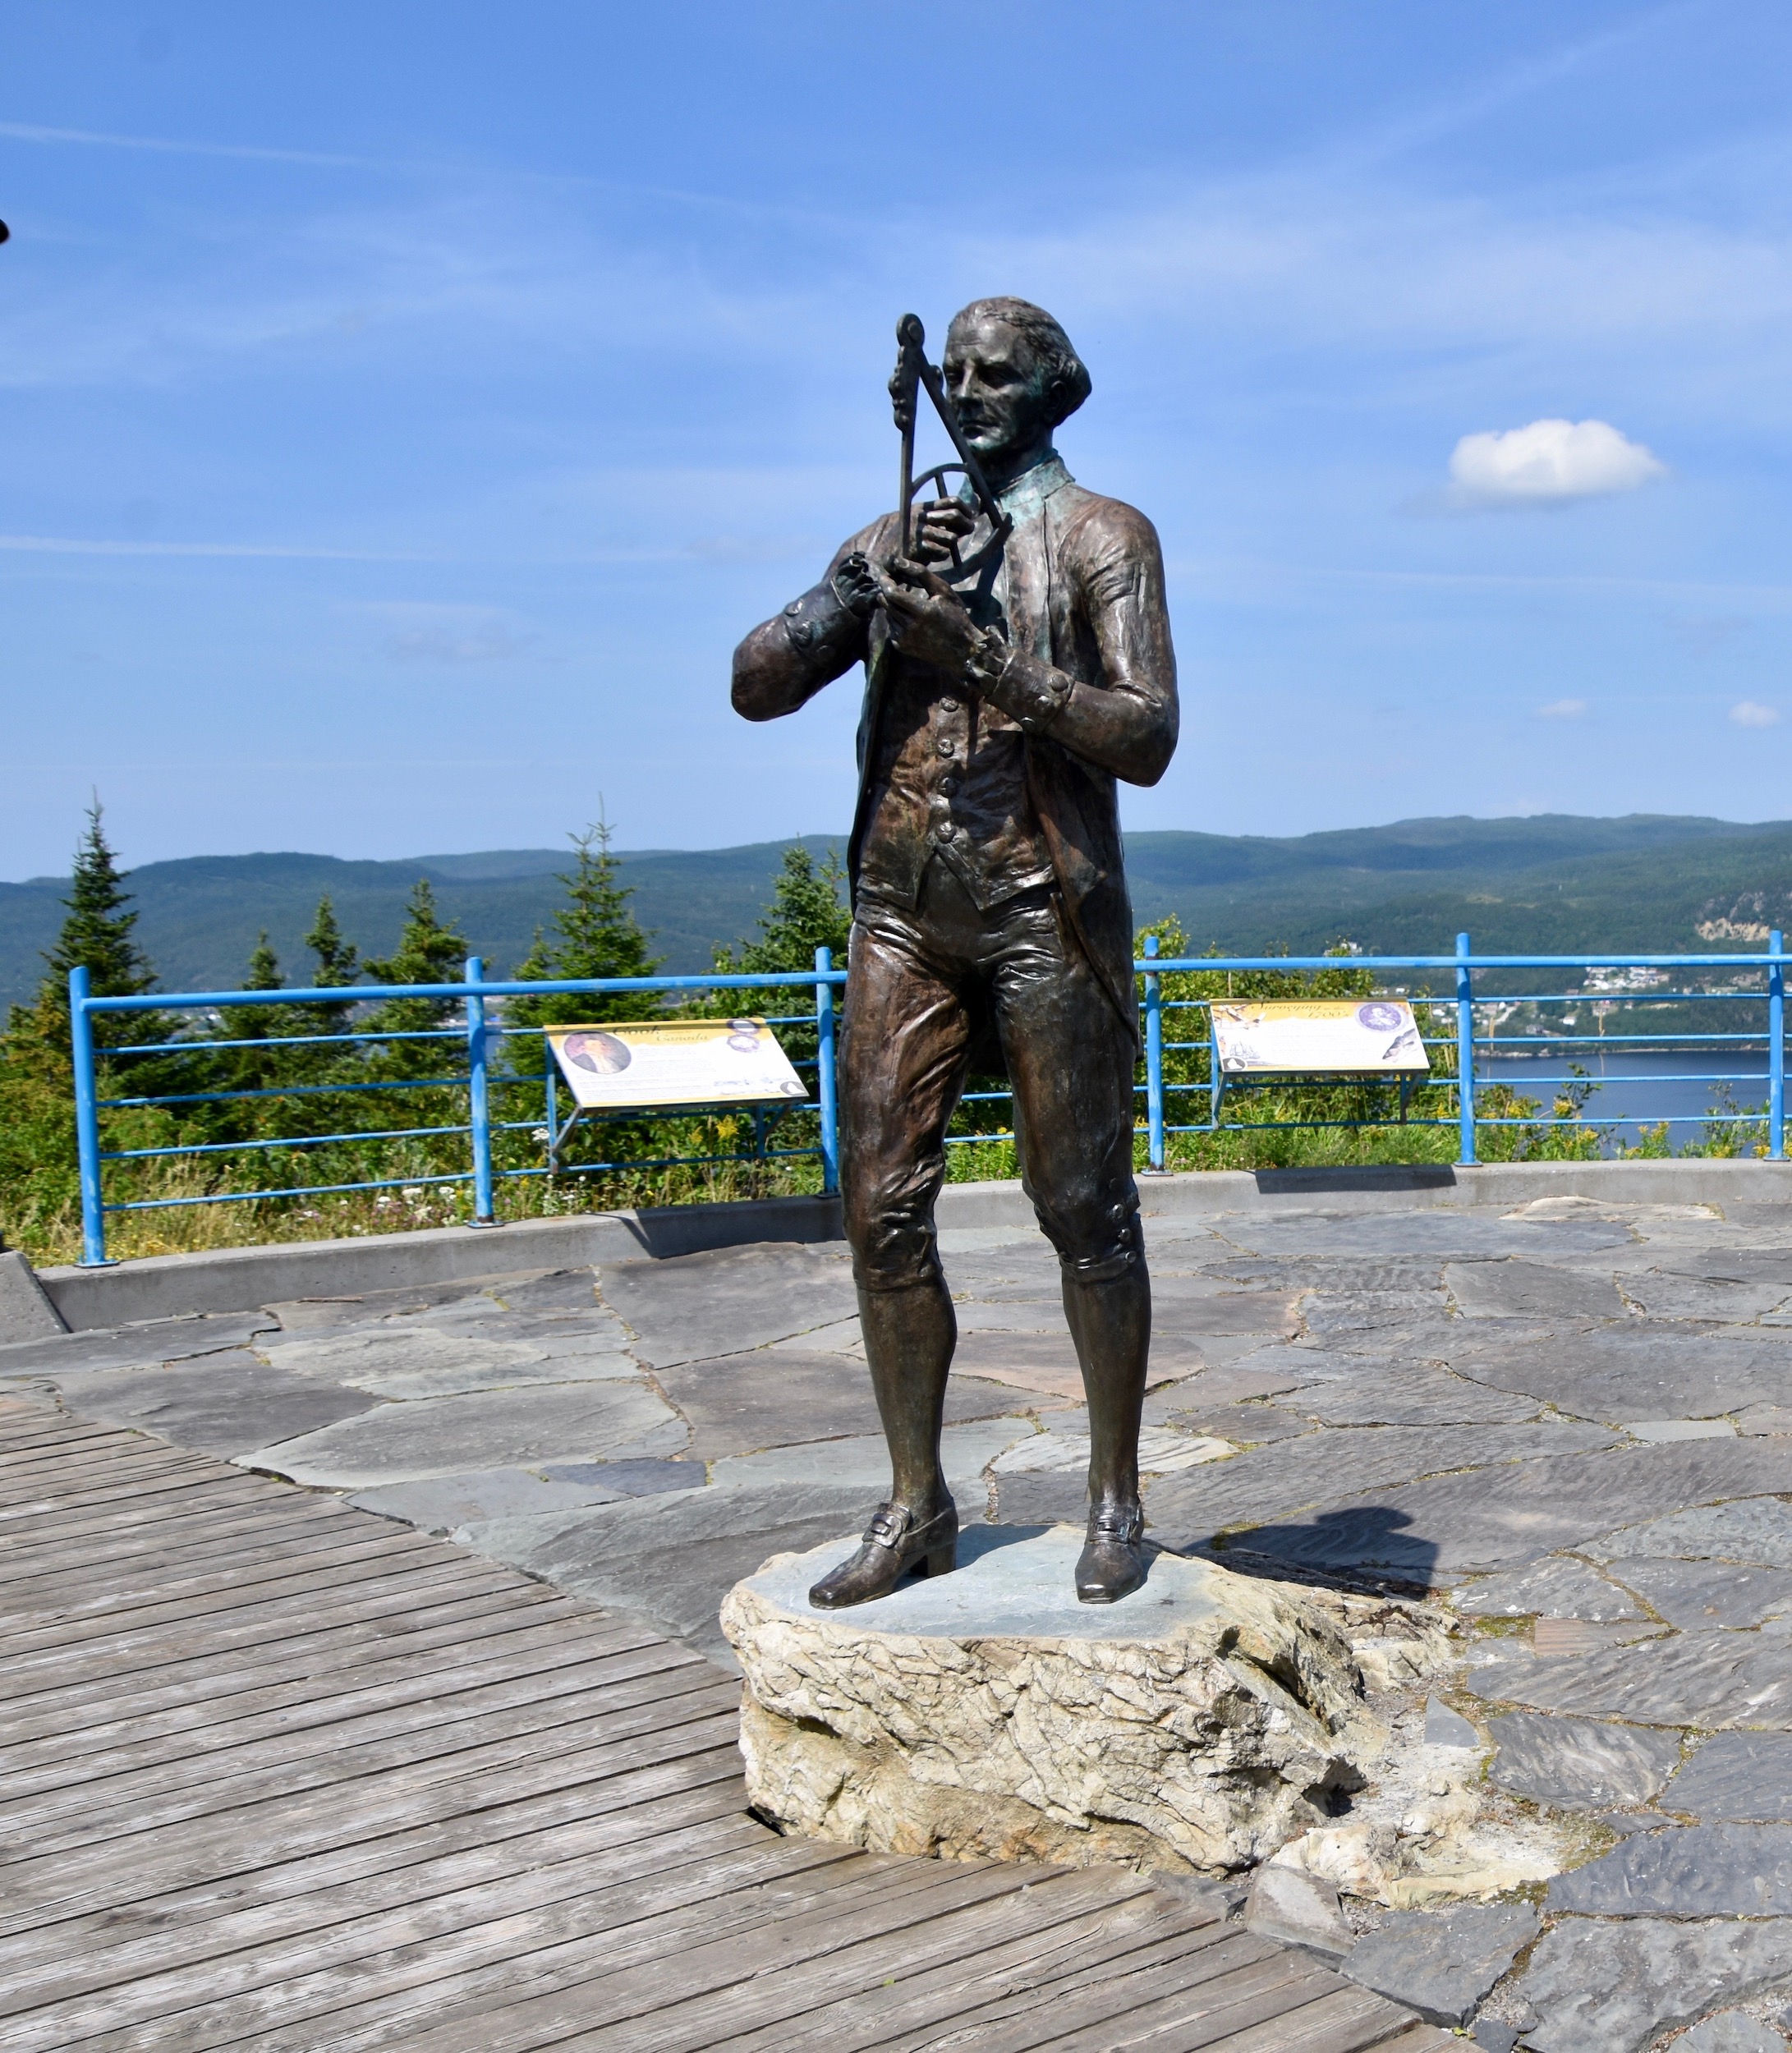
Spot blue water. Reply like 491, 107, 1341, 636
1477, 1046, 1771, 1149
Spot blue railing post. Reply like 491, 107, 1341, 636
466, 956, 497, 1225
1455, 931, 1477, 1167
1142, 935, 1166, 1171
815, 946, 839, 1195
1771, 930, 1785, 1161
69, 967, 114, 1267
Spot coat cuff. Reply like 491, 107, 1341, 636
969, 637, 1073, 734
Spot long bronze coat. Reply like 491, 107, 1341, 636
733, 462, 1179, 1037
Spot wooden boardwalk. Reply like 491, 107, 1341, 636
0, 1390, 1450, 2053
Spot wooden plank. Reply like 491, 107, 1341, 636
0, 1605, 651, 1768
0, 1437, 211, 1486
329, 1866, 1097, 2053
0, 1807, 830, 2029
0, 1464, 287, 1532
69, 1846, 969, 2053
0, 1427, 150, 1469
536, 1868, 1152, 2053
0, 1555, 509, 1684
0, 1775, 755, 1975
1163, 1982, 1448, 2053
0, 1527, 458, 1644
0, 1669, 742, 1853
0, 1477, 317, 1553
707, 1889, 1243, 2053
0, 1448, 216, 1503
0, 1518, 458, 1622
0, 1489, 359, 1577
2, 1698, 743, 1868
0, 1617, 680, 1799
0, 1738, 747, 1933
0, 1580, 565, 1729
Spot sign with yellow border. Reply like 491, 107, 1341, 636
1210, 1000, 1429, 1077
544, 1017, 808, 1109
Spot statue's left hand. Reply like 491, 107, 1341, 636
878, 557, 983, 673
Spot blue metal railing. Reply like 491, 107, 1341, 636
67, 933, 1790, 1265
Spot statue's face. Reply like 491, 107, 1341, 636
942, 314, 1056, 460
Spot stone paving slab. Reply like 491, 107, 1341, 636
1228, 1440, 1792, 1578
1514, 1917, 1792, 2053
1664, 1734, 1792, 1823
1454, 1557, 1648, 1621
1342, 1902, 1539, 2027
12, 1198, 1792, 2050
50, 1350, 377, 1457
1488, 1711, 1684, 1808
241, 1381, 687, 1486
596, 1242, 858, 1367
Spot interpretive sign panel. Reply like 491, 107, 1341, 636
1210, 1000, 1430, 1077
545, 1017, 808, 1109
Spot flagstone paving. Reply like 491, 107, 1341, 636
10, 1189, 1792, 2048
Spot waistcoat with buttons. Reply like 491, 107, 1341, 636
851, 457, 1071, 916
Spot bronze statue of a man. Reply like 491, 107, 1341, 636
731, 296, 1178, 1607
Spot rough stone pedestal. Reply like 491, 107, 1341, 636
719, 1524, 1388, 1875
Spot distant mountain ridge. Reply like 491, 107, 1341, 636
3, 813, 1790, 1013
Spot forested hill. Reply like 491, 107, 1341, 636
4, 812, 1792, 1012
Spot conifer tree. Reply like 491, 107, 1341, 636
508, 820, 661, 1030
10, 802, 161, 1060
705, 843, 850, 1063
362, 880, 470, 1077
715, 843, 851, 978
293, 893, 361, 1040
303, 897, 359, 987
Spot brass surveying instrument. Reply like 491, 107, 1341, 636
889, 312, 1012, 573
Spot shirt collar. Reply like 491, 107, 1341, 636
995, 452, 1073, 525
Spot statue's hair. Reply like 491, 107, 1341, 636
949, 296, 1091, 427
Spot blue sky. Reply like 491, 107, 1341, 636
6, 1, 1792, 877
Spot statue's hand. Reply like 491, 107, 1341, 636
878, 557, 983, 673
909, 498, 974, 566
830, 552, 880, 620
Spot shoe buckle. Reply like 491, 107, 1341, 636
1091, 1505, 1142, 1545
865, 1504, 911, 1551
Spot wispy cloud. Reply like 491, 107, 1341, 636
1537, 698, 1588, 719
0, 118, 396, 172
0, 533, 426, 560
1731, 700, 1782, 728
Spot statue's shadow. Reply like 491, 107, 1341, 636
1187, 1506, 1441, 1601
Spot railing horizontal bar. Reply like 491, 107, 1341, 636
99, 1076, 470, 1109
99, 1123, 473, 1162
106, 1169, 475, 1212
81, 970, 852, 1013
75, 952, 1792, 1019
500, 1146, 822, 1180
109, 1027, 462, 1055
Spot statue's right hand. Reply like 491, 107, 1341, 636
910, 498, 974, 565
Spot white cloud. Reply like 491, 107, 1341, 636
366, 602, 541, 664
1448, 419, 1666, 505
1730, 700, 1781, 728
1537, 698, 1588, 719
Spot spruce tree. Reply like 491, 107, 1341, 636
361, 880, 470, 1077
716, 843, 851, 978
11, 802, 161, 1060
508, 821, 661, 1030
701, 843, 851, 1064
303, 897, 359, 987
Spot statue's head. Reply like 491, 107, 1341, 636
943, 297, 1091, 462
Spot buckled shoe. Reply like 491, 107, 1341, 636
807, 1497, 958, 1610
1075, 1499, 1147, 1604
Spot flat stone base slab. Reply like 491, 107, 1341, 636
721, 1524, 1387, 1875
